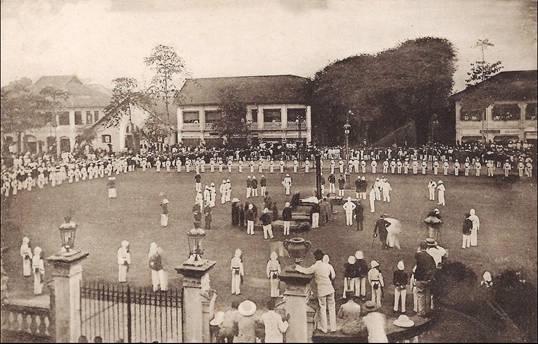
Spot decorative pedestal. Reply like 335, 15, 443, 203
280, 266, 314, 343
176, 260, 216, 343
47, 251, 89, 343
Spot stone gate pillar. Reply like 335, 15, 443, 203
279, 267, 314, 343
47, 251, 89, 343
176, 260, 216, 343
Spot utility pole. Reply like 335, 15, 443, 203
344, 111, 353, 163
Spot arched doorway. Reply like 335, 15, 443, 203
60, 137, 71, 153
24, 135, 38, 154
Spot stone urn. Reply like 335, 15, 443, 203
283, 237, 311, 265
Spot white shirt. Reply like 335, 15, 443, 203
261, 311, 288, 343
296, 260, 335, 297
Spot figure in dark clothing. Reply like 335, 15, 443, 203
354, 201, 364, 231
193, 204, 202, 229
204, 205, 212, 230
272, 203, 279, 221
373, 215, 390, 249
231, 201, 240, 226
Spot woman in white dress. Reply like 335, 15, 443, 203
32, 247, 44, 295
20, 237, 32, 277
117, 240, 131, 283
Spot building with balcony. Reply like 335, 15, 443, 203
176, 75, 311, 146
452, 70, 537, 144
4, 75, 111, 155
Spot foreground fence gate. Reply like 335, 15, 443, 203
80, 282, 183, 343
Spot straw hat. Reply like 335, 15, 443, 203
363, 301, 377, 313
238, 300, 257, 317
393, 315, 415, 328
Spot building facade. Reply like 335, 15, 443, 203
4, 75, 111, 155
176, 75, 311, 146
452, 70, 537, 144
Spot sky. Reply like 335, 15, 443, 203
1, 0, 536, 92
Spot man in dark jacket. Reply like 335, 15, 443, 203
354, 201, 364, 231
282, 202, 293, 236
462, 212, 472, 249
414, 242, 436, 316
353, 250, 369, 300
232, 200, 240, 226
373, 214, 390, 249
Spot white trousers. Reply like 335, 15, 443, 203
371, 284, 382, 308
283, 221, 291, 235
246, 187, 251, 198
382, 192, 390, 202
353, 277, 367, 297
394, 287, 407, 312
345, 211, 353, 226
247, 220, 255, 235
231, 272, 241, 294
462, 234, 471, 248
118, 264, 128, 282
470, 228, 478, 246
252, 188, 258, 197
312, 213, 319, 228
160, 214, 168, 227
429, 189, 435, 200
151, 269, 168, 291
260, 186, 266, 195
438, 192, 445, 206
370, 198, 375, 212
263, 225, 274, 239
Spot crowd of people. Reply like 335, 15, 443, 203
7, 138, 533, 343
1, 140, 535, 199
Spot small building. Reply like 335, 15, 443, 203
452, 70, 537, 145
4, 75, 111, 155
176, 75, 311, 146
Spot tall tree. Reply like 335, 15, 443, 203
144, 44, 186, 144
465, 39, 504, 86
310, 37, 456, 145
104, 77, 152, 152
141, 114, 170, 146
213, 87, 248, 146
1, 81, 50, 153
39, 86, 69, 155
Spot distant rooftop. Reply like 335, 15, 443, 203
177, 74, 310, 106
451, 70, 537, 102
33, 75, 111, 108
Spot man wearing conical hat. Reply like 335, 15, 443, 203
393, 260, 408, 313
117, 240, 131, 283
230, 249, 244, 295
266, 252, 281, 298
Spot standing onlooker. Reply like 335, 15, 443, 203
353, 251, 368, 300
462, 213, 472, 249
469, 208, 480, 247
246, 204, 255, 235
296, 249, 337, 333
117, 240, 131, 283
148, 243, 167, 292
266, 252, 281, 298
261, 299, 289, 343
437, 181, 446, 206
159, 193, 169, 227
343, 197, 356, 227
107, 176, 117, 199
414, 242, 436, 316
230, 248, 244, 295
216, 300, 240, 343
260, 208, 274, 240
368, 260, 384, 309
20, 237, 32, 278
354, 201, 364, 231
282, 202, 292, 236
393, 260, 408, 313
311, 200, 320, 229
235, 300, 258, 343
32, 247, 44, 295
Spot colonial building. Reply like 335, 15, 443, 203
452, 70, 537, 144
5, 75, 111, 154
176, 75, 311, 146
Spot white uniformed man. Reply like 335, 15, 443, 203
209, 158, 215, 172
343, 197, 356, 226
220, 180, 227, 204
371, 160, 377, 174
230, 248, 244, 295
427, 180, 437, 201
200, 159, 206, 173
270, 159, 275, 173
258, 158, 264, 173
503, 160, 512, 177
338, 159, 344, 174
382, 179, 392, 203
166, 158, 172, 172
443, 161, 449, 175
433, 160, 439, 175
305, 159, 311, 173
421, 160, 427, 175
475, 161, 482, 177
248, 160, 254, 173
525, 159, 533, 178
412, 160, 419, 174
227, 159, 233, 173
225, 179, 232, 202
282, 174, 292, 195
517, 161, 525, 177
486, 160, 495, 177
382, 160, 389, 174
330, 160, 336, 174
218, 158, 223, 173
374, 178, 381, 201
210, 183, 216, 207
464, 161, 470, 176
360, 160, 367, 174
454, 159, 460, 176
390, 160, 396, 174
238, 160, 244, 173
280, 159, 285, 173
437, 181, 446, 206
293, 159, 299, 173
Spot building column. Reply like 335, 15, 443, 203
199, 110, 206, 142
47, 251, 89, 343
257, 106, 264, 130
485, 105, 494, 142
69, 110, 76, 152
281, 105, 288, 130
176, 261, 216, 343
518, 103, 527, 141
279, 267, 314, 343
177, 108, 184, 143
306, 106, 312, 144
455, 102, 462, 143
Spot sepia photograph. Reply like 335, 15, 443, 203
1, 0, 537, 342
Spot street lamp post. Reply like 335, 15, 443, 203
344, 111, 352, 162
296, 114, 305, 160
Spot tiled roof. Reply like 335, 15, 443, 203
451, 70, 537, 102
177, 75, 310, 106
33, 75, 111, 108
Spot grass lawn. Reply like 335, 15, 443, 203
2, 168, 537, 314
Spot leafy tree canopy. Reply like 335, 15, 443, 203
310, 37, 457, 145
212, 87, 248, 143
104, 77, 153, 127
